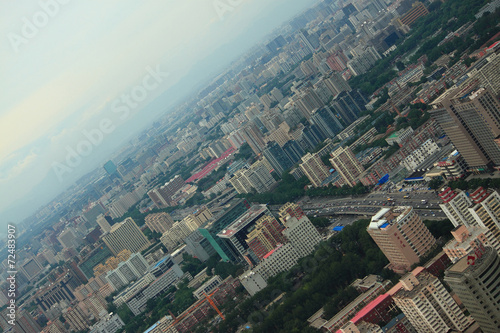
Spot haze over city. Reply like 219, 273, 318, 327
1, 0, 500, 332
0, 0, 316, 229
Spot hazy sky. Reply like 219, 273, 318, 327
0, 0, 316, 230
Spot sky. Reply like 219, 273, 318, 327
0, 0, 317, 231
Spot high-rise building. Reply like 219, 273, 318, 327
262, 141, 294, 176
392, 268, 471, 333
299, 152, 331, 187
469, 189, 500, 242
145, 212, 174, 234
329, 146, 364, 187
246, 215, 287, 260
283, 140, 305, 165
279, 203, 322, 258
198, 198, 251, 262
57, 228, 82, 250
297, 30, 316, 53
96, 214, 112, 233
431, 84, 500, 171
438, 187, 477, 228
443, 224, 500, 263
445, 246, 500, 333
147, 175, 185, 208
217, 205, 274, 262
367, 207, 436, 273
331, 90, 367, 125
240, 123, 266, 155
310, 107, 344, 139
102, 218, 151, 256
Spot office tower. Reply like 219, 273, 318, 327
300, 124, 325, 150
262, 141, 293, 175
283, 140, 305, 164
217, 205, 274, 262
103, 160, 120, 179
246, 215, 287, 260
445, 246, 500, 333
329, 146, 364, 187
392, 268, 471, 333
443, 225, 500, 263
310, 107, 344, 139
96, 214, 112, 233
102, 217, 151, 256
145, 212, 174, 234
431, 83, 500, 171
469, 189, 500, 242
367, 207, 436, 273
240, 123, 266, 155
280, 203, 322, 258
199, 198, 251, 262
297, 30, 316, 53
331, 90, 367, 125
295, 89, 324, 118
19, 256, 44, 281
299, 152, 331, 187
147, 175, 185, 208
438, 187, 477, 227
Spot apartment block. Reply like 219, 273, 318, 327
367, 207, 436, 273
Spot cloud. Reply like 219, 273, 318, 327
0, 149, 38, 182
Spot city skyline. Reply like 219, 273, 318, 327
0, 0, 318, 229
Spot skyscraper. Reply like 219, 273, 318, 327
310, 107, 344, 139
331, 90, 367, 125
367, 207, 436, 273
283, 140, 305, 164
438, 187, 477, 227
299, 152, 331, 187
262, 141, 293, 176
469, 189, 500, 242
445, 246, 500, 333
431, 84, 500, 171
102, 218, 151, 255
329, 146, 364, 187
392, 268, 472, 333
279, 203, 322, 258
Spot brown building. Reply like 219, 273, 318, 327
246, 215, 287, 260
367, 207, 436, 273
329, 146, 364, 187
431, 83, 500, 171
398, 1, 429, 27
145, 212, 175, 234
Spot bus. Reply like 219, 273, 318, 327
403, 195, 410, 199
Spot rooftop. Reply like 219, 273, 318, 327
217, 205, 268, 238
